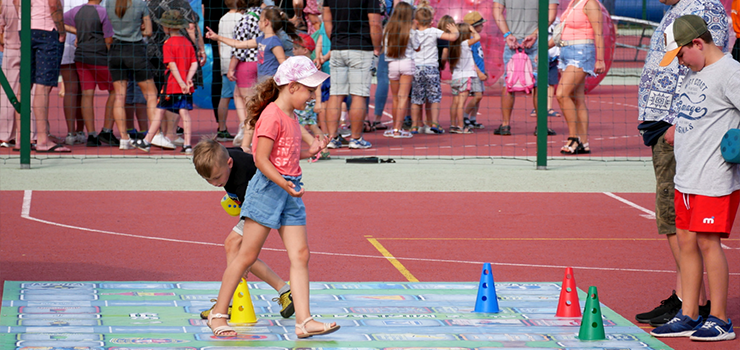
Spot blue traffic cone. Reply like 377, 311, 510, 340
474, 263, 500, 313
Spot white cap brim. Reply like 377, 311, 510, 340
296, 70, 330, 88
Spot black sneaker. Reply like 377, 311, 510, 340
176, 126, 184, 135
337, 134, 350, 147
135, 139, 152, 153
216, 129, 234, 141
469, 121, 484, 129
86, 135, 101, 147
493, 124, 511, 135
403, 116, 412, 128
98, 131, 120, 146
533, 127, 557, 136
636, 291, 681, 323
648, 301, 711, 327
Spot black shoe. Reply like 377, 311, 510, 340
533, 127, 557, 136
636, 291, 681, 323
176, 126, 184, 135
216, 129, 234, 141
699, 300, 711, 320
337, 134, 350, 146
86, 135, 101, 147
98, 131, 120, 146
135, 139, 152, 153
403, 116, 412, 128
493, 124, 511, 135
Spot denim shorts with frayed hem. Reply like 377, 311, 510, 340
558, 43, 596, 77
241, 169, 306, 229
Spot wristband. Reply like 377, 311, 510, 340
503, 31, 511, 38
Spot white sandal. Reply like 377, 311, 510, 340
295, 316, 340, 338
207, 312, 236, 336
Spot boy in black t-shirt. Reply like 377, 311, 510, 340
192, 139, 294, 319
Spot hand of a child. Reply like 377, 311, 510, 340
446, 23, 458, 33
179, 82, 189, 94
309, 134, 328, 155
227, 69, 237, 81
478, 71, 488, 81
284, 180, 304, 198
204, 26, 218, 41
313, 57, 322, 69
187, 79, 194, 92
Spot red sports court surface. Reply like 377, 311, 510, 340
1, 190, 739, 349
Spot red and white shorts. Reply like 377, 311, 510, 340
674, 189, 740, 238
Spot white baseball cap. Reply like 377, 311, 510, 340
273, 56, 329, 87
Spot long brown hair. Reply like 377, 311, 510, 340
448, 22, 471, 72
262, 6, 300, 43
383, 2, 414, 59
115, 0, 130, 19
245, 78, 280, 129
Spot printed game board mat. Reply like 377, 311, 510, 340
0, 281, 672, 350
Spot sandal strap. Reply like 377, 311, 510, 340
209, 312, 229, 320
212, 325, 236, 336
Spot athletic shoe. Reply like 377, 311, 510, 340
402, 116, 412, 128
172, 136, 185, 146
493, 125, 511, 136
65, 133, 77, 145
418, 125, 429, 134
233, 125, 245, 147
690, 316, 735, 341
151, 133, 176, 150
533, 127, 557, 136
272, 290, 295, 318
75, 131, 86, 144
181, 145, 193, 154
636, 291, 681, 323
649, 300, 711, 327
216, 129, 234, 141
98, 131, 120, 146
650, 310, 703, 338
349, 137, 372, 149
327, 137, 342, 149
119, 138, 136, 150
469, 121, 484, 129
135, 139, 151, 152
86, 135, 101, 147
176, 126, 184, 135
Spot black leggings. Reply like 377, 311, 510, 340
211, 46, 222, 124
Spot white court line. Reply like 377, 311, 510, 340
603, 192, 739, 250
19, 191, 740, 273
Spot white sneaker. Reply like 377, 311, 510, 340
151, 133, 176, 150
172, 136, 185, 146
65, 133, 76, 145
233, 125, 244, 147
75, 131, 86, 144
119, 138, 136, 150
419, 125, 429, 134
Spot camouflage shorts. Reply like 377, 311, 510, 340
652, 133, 676, 235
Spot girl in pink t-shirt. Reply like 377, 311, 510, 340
206, 56, 338, 339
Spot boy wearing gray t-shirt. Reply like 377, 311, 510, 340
650, 15, 740, 342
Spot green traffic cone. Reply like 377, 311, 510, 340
578, 286, 606, 340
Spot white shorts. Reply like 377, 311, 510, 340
387, 58, 415, 80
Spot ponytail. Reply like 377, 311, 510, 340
262, 6, 300, 42
115, 0, 130, 19
245, 79, 280, 129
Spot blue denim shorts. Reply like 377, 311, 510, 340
241, 169, 306, 229
221, 75, 236, 98
558, 43, 596, 77
30, 29, 64, 86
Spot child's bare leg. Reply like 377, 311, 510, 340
411, 104, 422, 128
179, 109, 191, 147
429, 102, 440, 126
164, 111, 179, 141
676, 228, 703, 320
144, 109, 166, 143
224, 230, 288, 292
279, 225, 337, 334
696, 232, 729, 321
103, 92, 116, 130
209, 219, 270, 334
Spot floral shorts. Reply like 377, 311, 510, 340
411, 65, 442, 104
450, 77, 472, 96
295, 99, 317, 125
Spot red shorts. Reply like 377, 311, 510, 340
75, 62, 113, 91
674, 189, 740, 238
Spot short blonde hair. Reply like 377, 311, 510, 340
192, 139, 230, 178
415, 7, 433, 26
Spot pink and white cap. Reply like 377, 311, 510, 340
273, 56, 329, 87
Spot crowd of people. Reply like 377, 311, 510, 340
0, 0, 614, 155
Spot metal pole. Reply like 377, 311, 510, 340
20, 0, 31, 168
536, 0, 549, 169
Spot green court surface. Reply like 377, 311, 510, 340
0, 281, 671, 349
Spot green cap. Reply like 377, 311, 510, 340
660, 15, 708, 67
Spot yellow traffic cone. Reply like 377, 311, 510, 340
231, 278, 257, 323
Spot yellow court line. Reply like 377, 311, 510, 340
366, 236, 419, 282
373, 237, 740, 242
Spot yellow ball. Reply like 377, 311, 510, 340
221, 195, 241, 216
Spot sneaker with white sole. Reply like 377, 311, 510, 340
65, 133, 77, 145
135, 139, 152, 152
349, 137, 372, 149
119, 138, 136, 150
151, 133, 176, 150
75, 131, 86, 144
327, 137, 342, 149
172, 136, 185, 146
233, 125, 244, 147
181, 145, 193, 154
651, 309, 703, 338
690, 316, 735, 341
